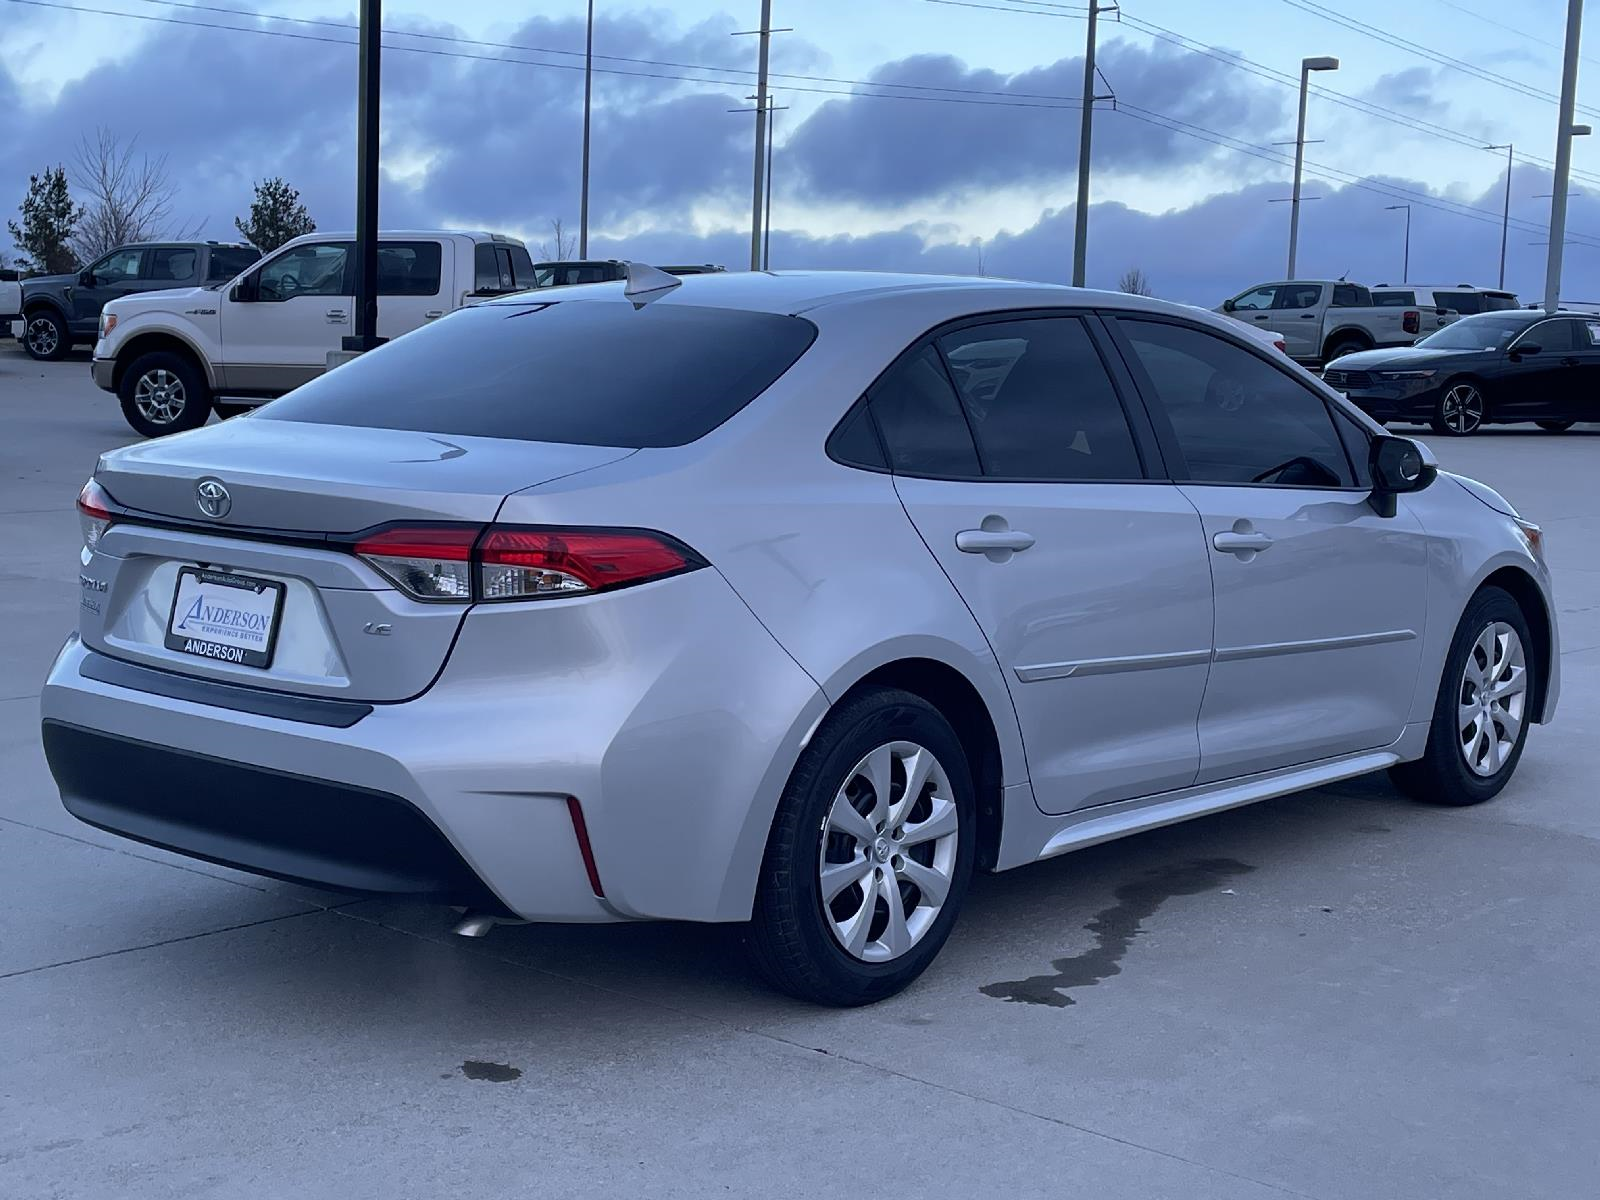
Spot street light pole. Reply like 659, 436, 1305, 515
1287, 55, 1339, 280
763, 96, 775, 270
749, 0, 772, 272
349, 0, 381, 352
1070, 0, 1100, 287
1487, 143, 1513, 289
1388, 206, 1414, 284
579, 0, 594, 258
1545, 0, 1584, 312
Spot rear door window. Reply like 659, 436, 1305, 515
260, 301, 816, 448
147, 247, 198, 283
376, 241, 442, 296
1275, 284, 1323, 310
1330, 284, 1369, 307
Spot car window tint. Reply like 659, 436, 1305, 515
258, 242, 350, 300
506, 246, 535, 287
1330, 284, 1367, 307
474, 243, 499, 292
1526, 319, 1579, 352
1483, 292, 1519, 312
261, 302, 816, 448
494, 247, 517, 290
1372, 291, 1416, 306
147, 247, 198, 283
1274, 285, 1322, 310
206, 248, 258, 282
1120, 319, 1354, 488
869, 345, 981, 476
377, 242, 442, 296
1231, 286, 1278, 311
94, 248, 144, 283
936, 318, 1142, 481
827, 404, 888, 471
1585, 321, 1600, 347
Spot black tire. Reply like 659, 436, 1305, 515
1323, 337, 1370, 363
213, 402, 253, 420
747, 688, 977, 1006
1536, 419, 1575, 432
22, 308, 70, 361
117, 351, 212, 438
1389, 586, 1535, 807
1430, 378, 1487, 436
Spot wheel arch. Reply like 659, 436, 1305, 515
21, 296, 69, 322
1476, 566, 1555, 723
114, 331, 217, 390
1322, 326, 1374, 358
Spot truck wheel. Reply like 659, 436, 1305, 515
1323, 336, 1369, 362
118, 351, 213, 438
23, 309, 70, 361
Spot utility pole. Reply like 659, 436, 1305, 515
1544, 0, 1584, 312
749, 0, 772, 272
763, 96, 776, 270
579, 0, 594, 258
1386, 204, 1411, 283
1287, 55, 1339, 280
348, 0, 382, 352
1487, 143, 1513, 289
1070, 1, 1100, 287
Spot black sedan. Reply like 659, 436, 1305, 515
1322, 309, 1599, 435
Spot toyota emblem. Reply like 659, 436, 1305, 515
195, 478, 231, 520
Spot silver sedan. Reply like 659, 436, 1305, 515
42, 270, 1558, 1004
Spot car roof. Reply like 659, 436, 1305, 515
1373, 283, 1514, 292
483, 269, 1208, 320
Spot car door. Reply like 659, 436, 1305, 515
374, 239, 450, 342
1266, 282, 1325, 359
1500, 317, 1582, 422
219, 240, 353, 394
871, 314, 1215, 815
72, 247, 147, 332
1110, 315, 1429, 783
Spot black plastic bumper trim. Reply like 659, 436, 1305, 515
80, 649, 373, 728
42, 720, 510, 913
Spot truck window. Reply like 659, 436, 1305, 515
1330, 284, 1369, 307
1230, 286, 1279, 311
1274, 285, 1323, 310
207, 248, 259, 282
1483, 292, 1520, 312
506, 245, 535, 287
1372, 291, 1416, 307
1434, 291, 1482, 315
257, 243, 351, 301
147, 247, 198, 283
377, 242, 442, 297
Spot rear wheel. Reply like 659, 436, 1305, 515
118, 351, 213, 438
1431, 380, 1486, 436
747, 688, 976, 1006
1323, 336, 1370, 362
1536, 419, 1575, 432
1390, 587, 1534, 806
23, 309, 70, 361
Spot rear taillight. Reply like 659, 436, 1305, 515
1403, 309, 1420, 335
353, 526, 477, 601
77, 479, 115, 551
351, 524, 703, 603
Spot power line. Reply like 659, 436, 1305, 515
916, 0, 1087, 17
1427, 0, 1600, 66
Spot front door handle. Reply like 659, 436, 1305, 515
1213, 530, 1273, 556
956, 517, 1035, 562
1253, 314, 1271, 321
424, 309, 445, 320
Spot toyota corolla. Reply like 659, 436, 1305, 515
42, 270, 1558, 1005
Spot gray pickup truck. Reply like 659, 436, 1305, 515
17, 241, 259, 360
1216, 279, 1451, 367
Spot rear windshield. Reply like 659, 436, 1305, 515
259, 301, 818, 448
1371, 290, 1416, 307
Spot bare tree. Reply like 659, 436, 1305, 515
538, 217, 578, 261
1117, 267, 1153, 297
70, 129, 198, 261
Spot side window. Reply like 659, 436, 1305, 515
1120, 319, 1354, 488
827, 404, 887, 471
1331, 284, 1365, 307
494, 247, 517, 291
1525, 319, 1578, 352
1435, 291, 1482, 315
206, 248, 258, 282
1230, 286, 1278, 311
1372, 291, 1416, 307
1275, 285, 1323, 310
257, 243, 351, 301
1585, 321, 1600, 348
474, 243, 500, 292
868, 345, 980, 477
377, 242, 442, 296
92, 248, 144, 284
936, 318, 1143, 481
507, 246, 535, 288
147, 247, 198, 283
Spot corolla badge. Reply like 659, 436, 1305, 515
195, 478, 232, 519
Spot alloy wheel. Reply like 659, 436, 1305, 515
133, 369, 187, 425
1458, 621, 1527, 777
26, 317, 59, 357
818, 741, 959, 963
1440, 384, 1484, 434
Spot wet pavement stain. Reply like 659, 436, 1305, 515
980, 857, 1256, 1008
460, 1060, 522, 1083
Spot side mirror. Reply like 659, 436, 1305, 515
78, 270, 95, 287
1369, 434, 1437, 518
1222, 298, 1236, 312
1511, 341, 1541, 357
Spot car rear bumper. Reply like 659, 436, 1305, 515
40, 567, 826, 925
91, 357, 116, 391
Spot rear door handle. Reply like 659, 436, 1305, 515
1299, 313, 1317, 319
1253, 314, 1271, 321
1562, 356, 1581, 366
326, 309, 349, 323
424, 309, 444, 320
1212, 530, 1273, 555
957, 529, 1036, 553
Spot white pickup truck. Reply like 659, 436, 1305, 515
1216, 279, 1452, 367
92, 230, 536, 437
0, 269, 21, 339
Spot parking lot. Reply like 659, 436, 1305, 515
2, 343, 1597, 1199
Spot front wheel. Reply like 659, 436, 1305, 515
118, 351, 213, 437
23, 310, 70, 361
1536, 419, 1575, 432
1431, 380, 1486, 436
1390, 587, 1535, 806
747, 688, 976, 1006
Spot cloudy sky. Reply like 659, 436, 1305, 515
6, 0, 1600, 302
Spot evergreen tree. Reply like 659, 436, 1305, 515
8, 166, 82, 274
234, 178, 316, 252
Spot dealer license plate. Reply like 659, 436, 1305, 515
164, 567, 285, 669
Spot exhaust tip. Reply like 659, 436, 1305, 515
451, 912, 501, 938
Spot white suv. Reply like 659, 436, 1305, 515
1371, 284, 1520, 316
92, 231, 535, 437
